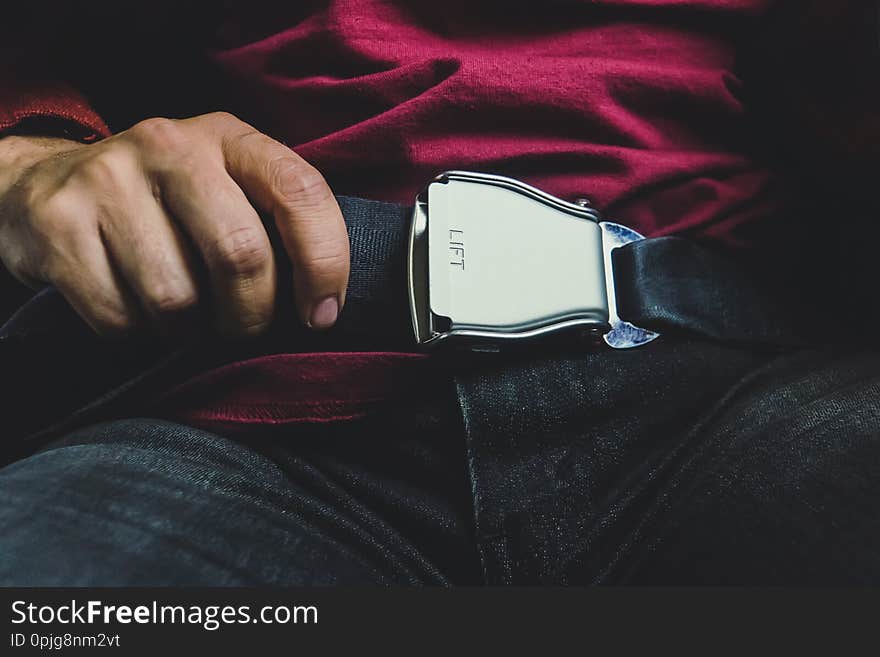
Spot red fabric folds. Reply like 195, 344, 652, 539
152, 352, 432, 432
208, 0, 784, 247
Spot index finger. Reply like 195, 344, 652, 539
207, 114, 350, 330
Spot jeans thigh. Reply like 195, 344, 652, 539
0, 394, 479, 585
614, 346, 880, 585
458, 339, 880, 584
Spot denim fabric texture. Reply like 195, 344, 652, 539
456, 340, 880, 584
0, 395, 479, 585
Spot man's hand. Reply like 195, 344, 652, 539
0, 112, 350, 337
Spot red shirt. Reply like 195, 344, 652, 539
1, 1, 791, 429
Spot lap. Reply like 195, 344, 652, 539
458, 339, 880, 584
0, 387, 480, 585
2, 340, 879, 585
622, 346, 880, 584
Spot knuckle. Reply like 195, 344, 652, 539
208, 226, 271, 278
205, 111, 242, 129
267, 156, 331, 207
128, 117, 188, 152
143, 282, 199, 316
74, 150, 133, 189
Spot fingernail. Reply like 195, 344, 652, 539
308, 296, 339, 330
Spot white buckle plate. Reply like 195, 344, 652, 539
407, 171, 659, 350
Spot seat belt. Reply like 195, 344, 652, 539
0, 174, 813, 453
612, 236, 812, 348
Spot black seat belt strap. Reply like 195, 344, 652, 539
612, 236, 811, 349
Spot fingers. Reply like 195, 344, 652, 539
214, 116, 349, 329
1, 113, 348, 341
8, 167, 144, 337
97, 172, 200, 336
53, 248, 143, 338
156, 159, 276, 337
37, 205, 143, 337
30, 139, 203, 337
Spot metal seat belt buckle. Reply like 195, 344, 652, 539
406, 171, 659, 350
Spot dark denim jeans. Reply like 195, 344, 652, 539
1, 336, 879, 586
0, 385, 480, 586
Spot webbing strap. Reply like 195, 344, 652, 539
612, 236, 812, 349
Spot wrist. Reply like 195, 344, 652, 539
0, 135, 81, 195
